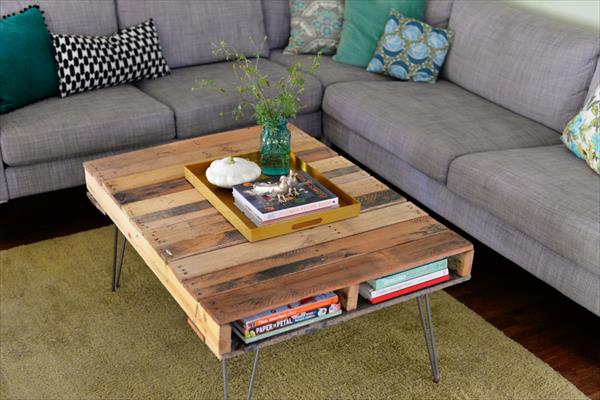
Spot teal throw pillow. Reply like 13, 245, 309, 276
0, 6, 58, 113
333, 0, 426, 67
367, 9, 454, 83
561, 86, 600, 174
284, 0, 344, 55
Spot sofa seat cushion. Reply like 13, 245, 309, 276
0, 85, 175, 166
136, 59, 323, 139
448, 145, 600, 275
322, 80, 561, 182
270, 50, 391, 86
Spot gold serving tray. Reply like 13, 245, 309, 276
184, 152, 361, 242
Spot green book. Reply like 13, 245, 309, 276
368, 259, 448, 290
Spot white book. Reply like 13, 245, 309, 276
233, 190, 338, 222
360, 268, 449, 299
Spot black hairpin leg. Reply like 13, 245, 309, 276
417, 293, 441, 383
222, 358, 228, 400
112, 225, 126, 291
246, 349, 261, 400
222, 348, 261, 400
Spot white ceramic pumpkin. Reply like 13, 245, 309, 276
205, 156, 261, 188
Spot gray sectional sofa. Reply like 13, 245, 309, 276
1, 0, 598, 315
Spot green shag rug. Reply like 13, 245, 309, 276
0, 227, 586, 400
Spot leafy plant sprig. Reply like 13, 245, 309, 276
193, 38, 321, 127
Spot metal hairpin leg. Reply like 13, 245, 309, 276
222, 359, 228, 400
246, 349, 261, 400
222, 348, 261, 400
112, 225, 126, 291
417, 293, 441, 383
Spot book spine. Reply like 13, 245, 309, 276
232, 190, 260, 219
235, 200, 337, 227
368, 275, 450, 304
233, 190, 338, 221
239, 294, 339, 331
239, 303, 341, 338
367, 269, 448, 298
258, 205, 338, 224
368, 259, 448, 290
261, 198, 339, 221
234, 199, 264, 226
233, 308, 343, 344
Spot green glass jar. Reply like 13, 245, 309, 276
259, 117, 291, 176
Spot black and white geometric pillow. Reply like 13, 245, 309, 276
52, 19, 170, 97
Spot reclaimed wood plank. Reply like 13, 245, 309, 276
124, 189, 204, 218
198, 230, 473, 324
85, 169, 231, 356
172, 201, 427, 280
187, 318, 205, 342
294, 146, 338, 162
337, 285, 359, 311
329, 170, 371, 185
139, 205, 220, 232
309, 155, 355, 173
86, 126, 320, 183
113, 178, 192, 205
341, 176, 389, 198
322, 165, 362, 179
448, 249, 474, 277
183, 216, 447, 298
357, 189, 404, 211
135, 200, 212, 225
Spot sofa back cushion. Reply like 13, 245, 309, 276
262, 0, 290, 49
117, 0, 268, 69
0, 0, 117, 36
424, 0, 453, 28
586, 57, 600, 104
444, 0, 600, 132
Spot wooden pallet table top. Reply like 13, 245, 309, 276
84, 124, 474, 359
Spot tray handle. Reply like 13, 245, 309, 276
291, 218, 323, 230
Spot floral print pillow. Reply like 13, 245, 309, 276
284, 0, 344, 55
562, 86, 600, 174
367, 9, 454, 83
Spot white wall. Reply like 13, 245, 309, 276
502, 0, 600, 32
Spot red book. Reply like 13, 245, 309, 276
367, 275, 450, 304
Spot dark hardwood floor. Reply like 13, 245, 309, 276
1, 186, 599, 399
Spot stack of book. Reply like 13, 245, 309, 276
232, 171, 339, 226
359, 259, 450, 304
233, 292, 342, 344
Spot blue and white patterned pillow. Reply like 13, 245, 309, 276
367, 9, 454, 83
561, 86, 600, 174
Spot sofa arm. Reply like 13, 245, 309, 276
0, 143, 9, 202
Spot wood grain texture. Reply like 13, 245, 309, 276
83, 124, 473, 356
337, 286, 359, 311
2, 185, 596, 397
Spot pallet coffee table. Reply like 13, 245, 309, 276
85, 124, 473, 399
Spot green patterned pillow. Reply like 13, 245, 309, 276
283, 0, 344, 55
367, 9, 454, 83
562, 86, 600, 174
